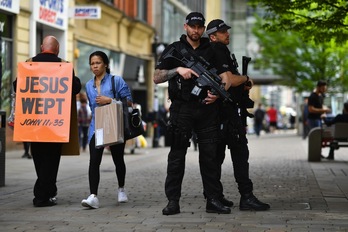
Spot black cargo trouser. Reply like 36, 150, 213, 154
165, 100, 221, 201
217, 109, 253, 196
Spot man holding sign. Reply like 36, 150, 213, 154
13, 36, 81, 207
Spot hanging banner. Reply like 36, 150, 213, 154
13, 62, 73, 142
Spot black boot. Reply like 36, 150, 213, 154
206, 198, 231, 214
162, 200, 180, 215
240, 192, 270, 211
220, 197, 234, 207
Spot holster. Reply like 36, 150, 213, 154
166, 122, 191, 149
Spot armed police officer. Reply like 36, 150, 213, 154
153, 12, 240, 215
206, 19, 270, 211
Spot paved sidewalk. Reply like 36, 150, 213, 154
1, 131, 348, 232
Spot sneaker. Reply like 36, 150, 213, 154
118, 188, 128, 203
81, 194, 99, 209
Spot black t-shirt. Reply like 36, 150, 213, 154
211, 42, 245, 104
210, 42, 239, 75
307, 92, 324, 119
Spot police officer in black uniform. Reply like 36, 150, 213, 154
206, 19, 270, 211
13, 35, 81, 207
154, 12, 236, 215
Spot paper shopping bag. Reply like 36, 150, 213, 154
95, 101, 124, 148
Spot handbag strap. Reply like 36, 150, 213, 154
112, 75, 132, 108
111, 75, 117, 99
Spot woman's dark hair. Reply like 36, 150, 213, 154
89, 51, 110, 74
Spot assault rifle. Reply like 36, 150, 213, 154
241, 56, 255, 126
162, 46, 233, 103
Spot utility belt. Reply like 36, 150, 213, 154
220, 119, 247, 147
168, 76, 207, 103
219, 102, 247, 146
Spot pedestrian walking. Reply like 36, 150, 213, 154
13, 35, 81, 207
254, 103, 265, 137
301, 97, 310, 139
81, 51, 132, 209
78, 93, 91, 152
267, 104, 278, 133
307, 80, 330, 130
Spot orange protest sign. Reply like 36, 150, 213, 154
13, 62, 73, 142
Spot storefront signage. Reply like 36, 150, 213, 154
33, 0, 68, 30
69, 6, 101, 19
0, 0, 19, 14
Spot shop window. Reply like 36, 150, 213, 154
0, 14, 13, 115
137, 0, 147, 22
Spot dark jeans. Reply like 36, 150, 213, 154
302, 122, 310, 139
79, 125, 89, 150
31, 142, 62, 201
88, 135, 126, 195
165, 101, 221, 201
254, 122, 262, 136
23, 142, 30, 154
308, 118, 322, 131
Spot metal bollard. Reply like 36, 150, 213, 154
308, 127, 322, 162
0, 111, 6, 186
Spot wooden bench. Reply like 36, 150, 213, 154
308, 123, 348, 161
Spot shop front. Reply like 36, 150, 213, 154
3, 0, 71, 150
1, 1, 19, 150
0, 0, 19, 117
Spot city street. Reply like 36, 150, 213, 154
1, 131, 348, 231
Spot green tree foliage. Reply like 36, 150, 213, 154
248, 0, 348, 44
252, 18, 348, 93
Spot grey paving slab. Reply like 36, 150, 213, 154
1, 131, 348, 231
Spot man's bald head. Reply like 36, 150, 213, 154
41, 36, 59, 55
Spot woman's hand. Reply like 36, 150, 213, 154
96, 95, 112, 105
